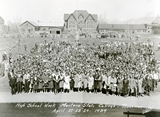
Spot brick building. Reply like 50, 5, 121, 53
64, 10, 98, 33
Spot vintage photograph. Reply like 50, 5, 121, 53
0, 0, 160, 116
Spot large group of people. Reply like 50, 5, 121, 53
7, 39, 159, 97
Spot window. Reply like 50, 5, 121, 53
79, 21, 83, 24
69, 25, 75, 28
56, 31, 60, 34
86, 20, 94, 24
78, 15, 83, 20
78, 24, 85, 28
69, 21, 76, 24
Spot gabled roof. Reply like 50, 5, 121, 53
78, 14, 84, 19
92, 14, 98, 21
98, 24, 147, 30
66, 14, 77, 21
73, 10, 89, 20
64, 14, 70, 21
20, 21, 63, 28
85, 14, 97, 21
20, 21, 39, 27
64, 10, 98, 21
29, 21, 39, 26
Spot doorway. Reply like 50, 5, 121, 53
56, 31, 60, 34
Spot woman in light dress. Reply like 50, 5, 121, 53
78, 72, 83, 91
128, 76, 136, 96
83, 72, 88, 92
74, 73, 79, 92
137, 75, 144, 96
59, 72, 64, 93
63, 72, 70, 93
88, 73, 94, 93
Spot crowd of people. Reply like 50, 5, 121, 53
7, 39, 159, 97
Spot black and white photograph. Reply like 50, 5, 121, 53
0, 0, 160, 116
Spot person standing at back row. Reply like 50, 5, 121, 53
93, 68, 100, 93
88, 72, 94, 93
17, 72, 23, 94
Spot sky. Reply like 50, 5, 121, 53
0, 0, 160, 25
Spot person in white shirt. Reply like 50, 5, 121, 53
59, 72, 64, 93
152, 71, 159, 89
23, 71, 30, 93
101, 71, 107, 94
107, 74, 111, 94
63, 72, 70, 93
88, 73, 94, 93
78, 72, 83, 92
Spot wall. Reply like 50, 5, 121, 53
20, 22, 35, 34
49, 28, 61, 34
39, 27, 50, 32
66, 13, 97, 33
68, 15, 76, 31
85, 15, 97, 32
152, 26, 160, 34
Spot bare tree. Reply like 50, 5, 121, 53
98, 15, 108, 24
13, 15, 22, 34
152, 14, 160, 24
8, 15, 22, 34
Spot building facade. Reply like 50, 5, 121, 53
64, 10, 98, 33
146, 24, 152, 34
98, 24, 147, 38
20, 21, 63, 37
20, 21, 38, 34
152, 25, 160, 34
151, 16, 160, 34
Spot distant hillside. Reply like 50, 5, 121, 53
107, 17, 155, 24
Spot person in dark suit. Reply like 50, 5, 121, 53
123, 77, 129, 97
93, 68, 100, 93
54, 71, 60, 94
16, 72, 23, 94
9, 70, 17, 95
